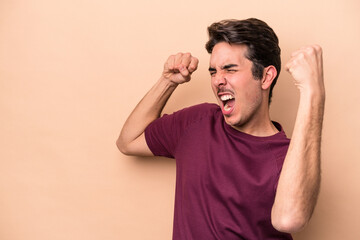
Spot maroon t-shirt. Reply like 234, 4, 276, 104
145, 103, 293, 240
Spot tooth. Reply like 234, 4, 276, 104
220, 95, 234, 101
224, 104, 230, 111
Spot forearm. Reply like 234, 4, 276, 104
117, 77, 177, 155
272, 90, 325, 232
116, 52, 198, 156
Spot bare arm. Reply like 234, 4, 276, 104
116, 53, 199, 156
271, 45, 325, 233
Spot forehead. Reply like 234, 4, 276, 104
209, 42, 249, 67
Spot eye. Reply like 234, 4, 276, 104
227, 69, 237, 73
209, 71, 216, 76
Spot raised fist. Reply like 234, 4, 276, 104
162, 52, 199, 85
286, 45, 325, 96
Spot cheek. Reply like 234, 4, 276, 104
244, 88, 262, 110
240, 82, 262, 105
210, 82, 217, 95
210, 80, 215, 90
211, 82, 221, 104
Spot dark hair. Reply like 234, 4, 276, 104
205, 18, 281, 104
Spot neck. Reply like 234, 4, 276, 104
231, 119, 278, 137
231, 100, 278, 137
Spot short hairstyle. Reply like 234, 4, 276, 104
205, 18, 281, 104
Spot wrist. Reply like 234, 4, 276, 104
300, 89, 325, 102
158, 76, 179, 89
299, 82, 325, 102
298, 89, 325, 114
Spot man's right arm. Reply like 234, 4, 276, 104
116, 53, 199, 156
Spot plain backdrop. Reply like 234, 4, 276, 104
1, 0, 359, 239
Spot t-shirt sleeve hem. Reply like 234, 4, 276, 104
144, 124, 174, 158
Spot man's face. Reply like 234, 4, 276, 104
209, 42, 265, 131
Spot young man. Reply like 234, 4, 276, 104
117, 18, 325, 239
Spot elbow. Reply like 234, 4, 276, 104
116, 138, 131, 156
271, 213, 308, 234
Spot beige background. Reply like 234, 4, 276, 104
1, 0, 359, 239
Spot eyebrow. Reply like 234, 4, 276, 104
222, 64, 238, 69
208, 64, 238, 72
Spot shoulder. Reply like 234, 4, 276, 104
166, 102, 220, 122
144, 103, 220, 157
148, 103, 220, 132
175, 102, 219, 113
154, 103, 221, 136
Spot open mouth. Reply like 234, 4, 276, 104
219, 94, 235, 115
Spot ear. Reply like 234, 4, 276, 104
261, 66, 277, 90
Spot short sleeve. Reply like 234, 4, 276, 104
266, 125, 290, 193
145, 113, 179, 158
144, 103, 218, 158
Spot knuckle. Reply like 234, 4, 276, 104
303, 46, 314, 54
174, 53, 182, 61
188, 67, 195, 72
313, 44, 322, 50
297, 52, 305, 59
167, 55, 174, 62
192, 58, 199, 67
314, 45, 323, 54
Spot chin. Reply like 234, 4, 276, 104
224, 115, 242, 128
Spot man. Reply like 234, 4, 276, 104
117, 18, 325, 240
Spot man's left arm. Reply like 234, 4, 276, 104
271, 45, 325, 233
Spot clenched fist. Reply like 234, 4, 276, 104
286, 45, 325, 97
162, 52, 199, 85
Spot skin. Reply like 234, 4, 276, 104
116, 52, 199, 156
116, 43, 325, 233
271, 45, 325, 232
209, 42, 278, 136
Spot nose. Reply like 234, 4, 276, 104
213, 72, 227, 87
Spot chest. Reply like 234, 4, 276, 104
175, 126, 279, 203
